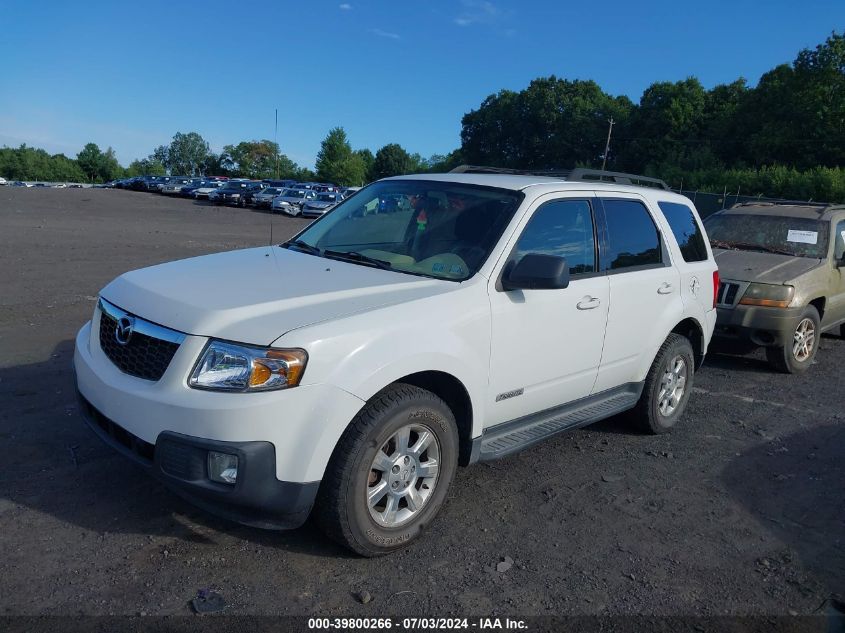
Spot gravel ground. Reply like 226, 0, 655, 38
0, 188, 842, 618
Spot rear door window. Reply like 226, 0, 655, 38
600, 199, 662, 271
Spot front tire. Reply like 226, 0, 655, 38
766, 305, 820, 373
632, 333, 695, 434
315, 384, 458, 557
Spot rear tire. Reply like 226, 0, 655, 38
632, 333, 695, 434
315, 384, 459, 557
765, 305, 820, 374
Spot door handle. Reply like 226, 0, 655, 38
577, 296, 601, 310
657, 283, 674, 295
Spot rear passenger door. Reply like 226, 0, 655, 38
657, 199, 714, 320
592, 195, 685, 394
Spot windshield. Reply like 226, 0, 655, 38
705, 213, 829, 258
283, 189, 306, 198
316, 193, 338, 202
263, 188, 281, 195
285, 180, 523, 281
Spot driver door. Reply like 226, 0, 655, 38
486, 195, 609, 428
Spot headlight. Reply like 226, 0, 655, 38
189, 341, 307, 392
739, 283, 794, 308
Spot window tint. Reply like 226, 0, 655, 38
511, 199, 596, 276
601, 199, 662, 270
658, 201, 708, 262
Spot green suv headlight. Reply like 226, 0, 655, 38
189, 341, 307, 392
739, 283, 795, 308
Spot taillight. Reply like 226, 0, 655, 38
712, 270, 720, 309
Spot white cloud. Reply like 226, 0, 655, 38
454, 0, 502, 26
339, 3, 352, 9
370, 28, 400, 40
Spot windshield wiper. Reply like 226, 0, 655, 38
710, 240, 795, 256
282, 239, 322, 256
323, 249, 392, 270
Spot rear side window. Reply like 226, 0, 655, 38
658, 201, 708, 262
511, 199, 596, 276
601, 199, 662, 270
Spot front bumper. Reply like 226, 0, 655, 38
714, 304, 802, 347
73, 318, 366, 528
77, 392, 318, 529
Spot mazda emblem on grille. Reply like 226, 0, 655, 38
115, 316, 135, 345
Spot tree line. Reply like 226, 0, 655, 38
459, 32, 844, 201
1, 32, 841, 200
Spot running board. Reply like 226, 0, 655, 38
478, 382, 643, 461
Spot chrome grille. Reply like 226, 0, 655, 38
97, 299, 185, 381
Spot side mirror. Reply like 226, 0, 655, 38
502, 254, 570, 291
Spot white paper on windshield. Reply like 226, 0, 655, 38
841, 229, 845, 244
786, 230, 818, 245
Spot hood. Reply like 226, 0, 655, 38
100, 246, 455, 345
713, 249, 822, 285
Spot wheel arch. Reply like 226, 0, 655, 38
392, 371, 475, 467
671, 317, 706, 369
808, 297, 825, 321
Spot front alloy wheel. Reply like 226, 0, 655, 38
367, 424, 440, 528
766, 305, 820, 373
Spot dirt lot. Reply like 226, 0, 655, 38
0, 188, 842, 618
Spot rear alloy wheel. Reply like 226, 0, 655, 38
766, 305, 820, 373
632, 333, 695, 434
315, 384, 458, 556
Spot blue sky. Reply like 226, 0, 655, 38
1, 0, 842, 169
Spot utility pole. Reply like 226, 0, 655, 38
601, 117, 615, 171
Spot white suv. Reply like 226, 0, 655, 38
74, 168, 718, 556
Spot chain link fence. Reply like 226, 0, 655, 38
674, 189, 820, 218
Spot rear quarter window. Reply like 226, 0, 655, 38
658, 201, 708, 262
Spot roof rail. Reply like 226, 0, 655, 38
567, 168, 669, 190
729, 201, 829, 210
449, 165, 669, 190
450, 165, 573, 178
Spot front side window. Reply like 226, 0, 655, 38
658, 201, 708, 262
288, 180, 523, 281
509, 199, 596, 277
601, 199, 662, 270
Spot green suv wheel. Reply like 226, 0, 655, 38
766, 305, 820, 374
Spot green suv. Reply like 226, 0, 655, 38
706, 202, 845, 373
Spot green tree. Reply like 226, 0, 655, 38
126, 157, 165, 176
370, 143, 415, 180
315, 127, 366, 185
222, 139, 301, 179
355, 148, 374, 183
77, 143, 104, 182
621, 77, 710, 174
167, 132, 210, 176
461, 77, 633, 169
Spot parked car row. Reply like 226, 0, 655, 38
107, 174, 359, 217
